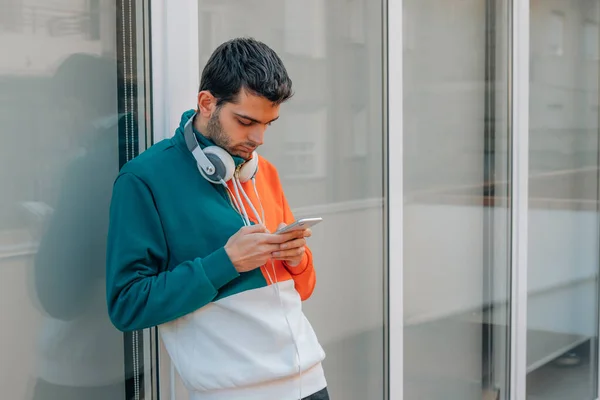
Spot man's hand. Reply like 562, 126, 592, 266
224, 225, 304, 273
271, 223, 312, 267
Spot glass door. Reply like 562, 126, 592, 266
0, 1, 154, 399
527, 1, 600, 399
153, 1, 387, 399
393, 0, 600, 399
401, 0, 513, 398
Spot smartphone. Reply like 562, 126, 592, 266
275, 217, 323, 234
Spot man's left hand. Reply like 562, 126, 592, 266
271, 223, 312, 267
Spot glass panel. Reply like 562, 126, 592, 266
0, 0, 152, 399
163, 1, 386, 399
527, 1, 600, 399
197, 0, 384, 209
403, 0, 512, 398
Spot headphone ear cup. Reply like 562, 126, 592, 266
202, 146, 235, 183
237, 151, 259, 183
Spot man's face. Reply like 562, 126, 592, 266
205, 89, 280, 160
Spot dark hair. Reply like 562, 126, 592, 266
199, 37, 293, 106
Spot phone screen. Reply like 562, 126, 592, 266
275, 218, 322, 234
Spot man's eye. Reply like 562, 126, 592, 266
238, 120, 252, 126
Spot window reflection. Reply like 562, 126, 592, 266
0, 1, 148, 399
403, 0, 512, 398
527, 1, 600, 399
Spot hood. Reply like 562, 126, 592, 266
177, 109, 247, 167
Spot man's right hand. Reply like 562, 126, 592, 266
224, 224, 305, 273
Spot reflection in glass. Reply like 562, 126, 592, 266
403, 0, 512, 398
0, 1, 149, 399
527, 1, 600, 399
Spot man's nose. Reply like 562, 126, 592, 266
248, 127, 265, 146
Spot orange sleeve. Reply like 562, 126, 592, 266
281, 193, 316, 301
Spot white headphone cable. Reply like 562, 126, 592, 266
231, 176, 250, 226
230, 175, 303, 399
264, 259, 303, 400
251, 177, 266, 227
236, 176, 265, 227
220, 180, 247, 226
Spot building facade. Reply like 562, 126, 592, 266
0, 0, 598, 399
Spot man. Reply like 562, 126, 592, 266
106, 38, 329, 400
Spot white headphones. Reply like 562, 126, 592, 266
183, 113, 259, 184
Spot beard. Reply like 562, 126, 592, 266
205, 107, 255, 160
205, 107, 231, 150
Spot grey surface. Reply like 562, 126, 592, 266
527, 342, 595, 400
321, 328, 385, 400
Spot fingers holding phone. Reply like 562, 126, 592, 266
271, 223, 311, 267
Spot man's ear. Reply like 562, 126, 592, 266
197, 91, 217, 118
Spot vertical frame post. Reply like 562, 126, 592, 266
149, 1, 200, 399
509, 0, 529, 399
388, 0, 403, 399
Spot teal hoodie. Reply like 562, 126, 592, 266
106, 110, 326, 397
106, 110, 262, 331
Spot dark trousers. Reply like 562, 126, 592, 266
303, 387, 330, 400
